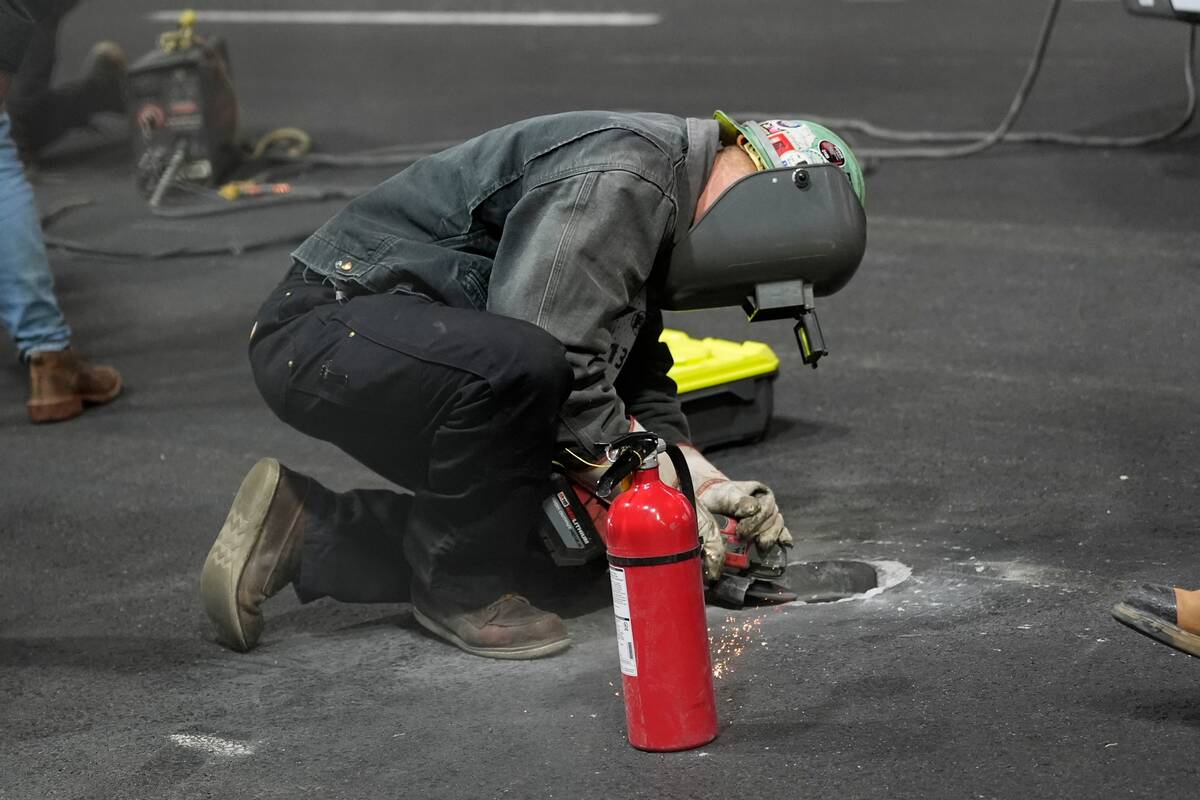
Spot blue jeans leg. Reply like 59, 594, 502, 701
0, 111, 71, 361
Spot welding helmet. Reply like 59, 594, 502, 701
714, 111, 866, 206
659, 111, 866, 312
656, 112, 867, 366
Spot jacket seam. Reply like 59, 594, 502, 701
534, 171, 597, 327
528, 162, 672, 197
467, 124, 677, 215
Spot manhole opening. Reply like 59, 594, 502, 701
784, 559, 880, 603
707, 559, 907, 610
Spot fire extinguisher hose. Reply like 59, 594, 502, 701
663, 443, 696, 511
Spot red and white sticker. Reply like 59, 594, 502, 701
769, 133, 796, 157
819, 140, 846, 167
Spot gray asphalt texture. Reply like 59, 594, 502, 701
3, 1, 1199, 798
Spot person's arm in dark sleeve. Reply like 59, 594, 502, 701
613, 306, 690, 445
0, 0, 40, 77
486, 168, 676, 458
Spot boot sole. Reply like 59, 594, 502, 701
26, 374, 123, 423
200, 458, 281, 652
411, 606, 571, 660
27, 397, 84, 423
1112, 601, 1200, 658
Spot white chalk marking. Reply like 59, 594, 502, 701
148, 10, 661, 27
858, 560, 913, 599
169, 734, 255, 757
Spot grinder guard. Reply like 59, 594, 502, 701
660, 165, 866, 335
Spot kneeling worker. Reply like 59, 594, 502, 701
200, 110, 867, 659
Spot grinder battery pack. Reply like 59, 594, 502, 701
538, 469, 607, 566
127, 11, 239, 199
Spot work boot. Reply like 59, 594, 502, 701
200, 458, 309, 652
1111, 584, 1200, 658
26, 348, 122, 423
411, 585, 571, 660
82, 41, 128, 115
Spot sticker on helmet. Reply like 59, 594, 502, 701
760, 121, 785, 134
819, 140, 845, 167
780, 146, 824, 168
777, 120, 806, 129
769, 133, 796, 156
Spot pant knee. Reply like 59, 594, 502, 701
491, 327, 571, 415
523, 331, 572, 402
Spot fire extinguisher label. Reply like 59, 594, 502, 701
609, 567, 638, 676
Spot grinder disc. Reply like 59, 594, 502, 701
744, 579, 798, 604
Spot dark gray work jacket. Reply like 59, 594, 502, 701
292, 111, 720, 455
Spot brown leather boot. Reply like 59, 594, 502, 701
27, 348, 122, 423
411, 585, 570, 660
200, 458, 310, 651
1111, 584, 1200, 658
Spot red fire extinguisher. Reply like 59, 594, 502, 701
597, 432, 719, 752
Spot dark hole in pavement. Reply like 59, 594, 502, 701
518, 553, 889, 616
783, 560, 879, 603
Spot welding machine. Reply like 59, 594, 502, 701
126, 10, 239, 201
1124, 0, 1200, 22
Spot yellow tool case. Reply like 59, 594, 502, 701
660, 329, 780, 451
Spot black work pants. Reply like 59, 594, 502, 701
249, 264, 572, 608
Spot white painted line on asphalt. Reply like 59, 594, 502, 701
168, 734, 256, 757
148, 10, 661, 27
840, 0, 1118, 3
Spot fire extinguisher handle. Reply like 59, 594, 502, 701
664, 444, 696, 510
596, 449, 643, 498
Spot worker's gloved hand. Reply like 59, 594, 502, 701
694, 501, 726, 581
696, 479, 791, 550
661, 444, 793, 552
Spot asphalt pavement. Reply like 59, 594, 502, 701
2, 1, 1199, 798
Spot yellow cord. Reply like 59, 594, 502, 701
249, 127, 313, 160
562, 448, 606, 470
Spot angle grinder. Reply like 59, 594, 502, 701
707, 514, 797, 608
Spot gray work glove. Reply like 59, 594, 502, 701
694, 501, 726, 582
661, 444, 793, 557
695, 478, 791, 551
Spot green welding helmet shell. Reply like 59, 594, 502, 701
714, 111, 865, 207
